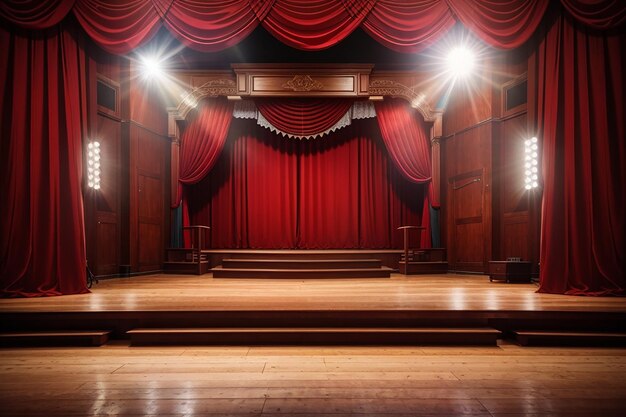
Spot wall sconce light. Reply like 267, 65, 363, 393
524, 137, 539, 190
87, 141, 101, 190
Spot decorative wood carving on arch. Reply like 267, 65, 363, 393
167, 66, 443, 140
369, 79, 436, 122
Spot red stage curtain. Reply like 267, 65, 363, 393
374, 99, 438, 207
261, 0, 374, 50
187, 122, 299, 248
447, 0, 549, 49
2, 1, 625, 53
72, 0, 163, 54
162, 0, 272, 52
0, 25, 90, 297
361, 0, 455, 53
560, 0, 626, 29
530, 15, 625, 295
186, 119, 429, 249
177, 98, 234, 204
255, 98, 354, 138
0, 0, 74, 29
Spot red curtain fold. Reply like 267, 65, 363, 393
162, 0, 271, 52
260, 0, 374, 50
530, 15, 625, 295
0, 25, 90, 297
0, 0, 74, 29
447, 0, 550, 49
177, 98, 234, 206
2, 1, 625, 53
186, 118, 429, 249
560, 0, 626, 29
374, 99, 432, 185
254, 98, 354, 137
361, 0, 455, 53
72, 0, 163, 54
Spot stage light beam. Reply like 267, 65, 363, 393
141, 56, 165, 80
446, 47, 476, 79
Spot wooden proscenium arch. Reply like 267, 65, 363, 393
167, 64, 443, 204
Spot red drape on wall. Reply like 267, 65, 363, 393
176, 98, 234, 206
529, 15, 625, 295
254, 98, 354, 138
0, 25, 90, 297
186, 119, 429, 249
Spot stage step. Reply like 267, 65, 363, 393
513, 330, 626, 347
222, 258, 382, 269
211, 266, 392, 278
127, 327, 500, 346
399, 261, 449, 274
163, 260, 210, 275
0, 331, 110, 347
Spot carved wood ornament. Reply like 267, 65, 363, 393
282, 75, 324, 91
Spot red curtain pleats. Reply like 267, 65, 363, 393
0, 25, 90, 297
260, 0, 375, 50
177, 98, 234, 205
254, 98, 354, 138
530, 15, 625, 295
0, 0, 74, 29
1, 1, 623, 53
72, 0, 163, 54
186, 119, 428, 249
375, 99, 438, 211
361, 0, 456, 53
446, 0, 549, 49
162, 0, 271, 52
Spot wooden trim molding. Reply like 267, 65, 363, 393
167, 65, 443, 142
231, 63, 373, 97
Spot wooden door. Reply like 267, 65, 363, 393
448, 169, 488, 272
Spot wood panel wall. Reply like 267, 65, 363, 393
441, 51, 539, 274
84, 51, 170, 277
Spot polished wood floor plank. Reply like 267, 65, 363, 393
1, 343, 625, 416
2, 274, 625, 313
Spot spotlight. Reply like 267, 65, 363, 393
140, 56, 165, 80
447, 47, 475, 79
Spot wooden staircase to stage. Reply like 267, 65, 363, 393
211, 251, 393, 279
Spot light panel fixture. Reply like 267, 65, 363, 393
524, 137, 539, 190
87, 141, 101, 190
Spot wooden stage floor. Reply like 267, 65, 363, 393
2, 275, 626, 416
1, 273, 625, 313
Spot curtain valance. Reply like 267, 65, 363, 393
2, 1, 624, 54
233, 99, 376, 139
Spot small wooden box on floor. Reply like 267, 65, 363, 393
488, 261, 531, 283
